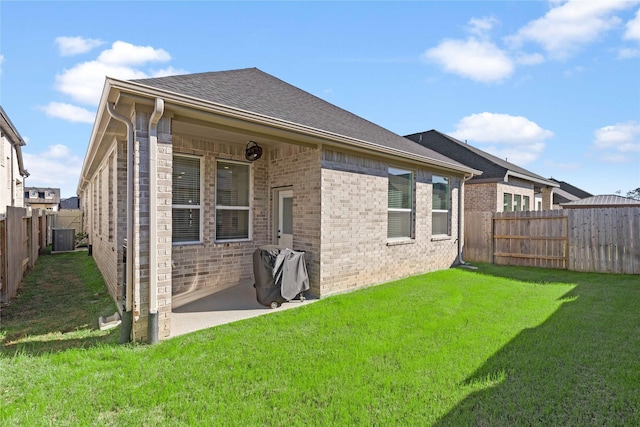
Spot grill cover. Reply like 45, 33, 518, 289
253, 245, 309, 306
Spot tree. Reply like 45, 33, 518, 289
626, 188, 640, 200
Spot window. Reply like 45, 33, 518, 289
432, 175, 450, 236
514, 194, 521, 212
172, 155, 202, 243
523, 195, 530, 211
216, 160, 251, 241
388, 167, 414, 239
503, 193, 512, 211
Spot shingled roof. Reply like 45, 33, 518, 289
549, 178, 593, 204
405, 129, 555, 186
131, 68, 471, 172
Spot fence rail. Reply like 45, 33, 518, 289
465, 207, 639, 275
0, 207, 54, 303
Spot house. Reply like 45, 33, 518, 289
77, 68, 479, 343
0, 105, 29, 216
549, 178, 592, 209
24, 187, 61, 211
405, 130, 558, 213
560, 194, 640, 209
60, 196, 81, 210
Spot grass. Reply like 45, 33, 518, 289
1, 253, 639, 426
0, 248, 119, 356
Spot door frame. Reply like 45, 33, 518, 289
272, 187, 293, 247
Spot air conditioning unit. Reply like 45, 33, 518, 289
52, 228, 75, 252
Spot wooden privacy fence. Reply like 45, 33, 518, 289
464, 207, 640, 274
0, 207, 54, 303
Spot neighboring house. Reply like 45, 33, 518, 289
0, 105, 29, 216
405, 130, 558, 212
24, 187, 61, 212
561, 194, 640, 209
78, 68, 479, 342
549, 178, 593, 209
60, 196, 81, 210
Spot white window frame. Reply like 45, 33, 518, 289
387, 167, 415, 241
172, 154, 203, 245
432, 175, 451, 237
215, 159, 252, 243
503, 193, 513, 212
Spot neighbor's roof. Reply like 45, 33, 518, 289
549, 178, 593, 204
130, 68, 474, 173
561, 194, 640, 208
550, 178, 592, 199
405, 129, 556, 187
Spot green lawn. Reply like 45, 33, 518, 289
1, 251, 639, 426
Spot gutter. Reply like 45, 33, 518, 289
106, 102, 135, 343
148, 98, 164, 344
457, 173, 475, 267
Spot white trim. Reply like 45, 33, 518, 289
214, 159, 253, 243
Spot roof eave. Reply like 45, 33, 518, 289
505, 171, 559, 188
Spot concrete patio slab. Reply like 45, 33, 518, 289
170, 282, 315, 337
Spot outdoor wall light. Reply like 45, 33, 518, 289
245, 140, 263, 161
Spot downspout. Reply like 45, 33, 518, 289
106, 102, 135, 343
148, 98, 164, 344
458, 173, 475, 266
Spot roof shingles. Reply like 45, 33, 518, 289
131, 68, 468, 170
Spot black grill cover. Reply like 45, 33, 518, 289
253, 245, 309, 306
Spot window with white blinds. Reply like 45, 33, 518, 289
216, 160, 251, 241
432, 175, 450, 236
388, 167, 414, 239
172, 155, 202, 243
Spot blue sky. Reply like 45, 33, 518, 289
1, 0, 639, 198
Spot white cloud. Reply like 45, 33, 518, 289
592, 121, 640, 158
55, 36, 104, 56
505, 0, 638, 59
51, 40, 181, 111
97, 41, 171, 66
422, 38, 514, 83
617, 47, 640, 58
23, 146, 83, 198
515, 52, 545, 65
450, 112, 554, 165
0, 54, 4, 75
467, 16, 499, 38
625, 8, 640, 40
55, 61, 149, 105
40, 102, 95, 124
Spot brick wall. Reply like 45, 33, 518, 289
268, 145, 322, 295
87, 139, 120, 307
320, 149, 460, 296
465, 179, 536, 212
170, 134, 271, 298
465, 182, 497, 212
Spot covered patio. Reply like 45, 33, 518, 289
170, 282, 316, 337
